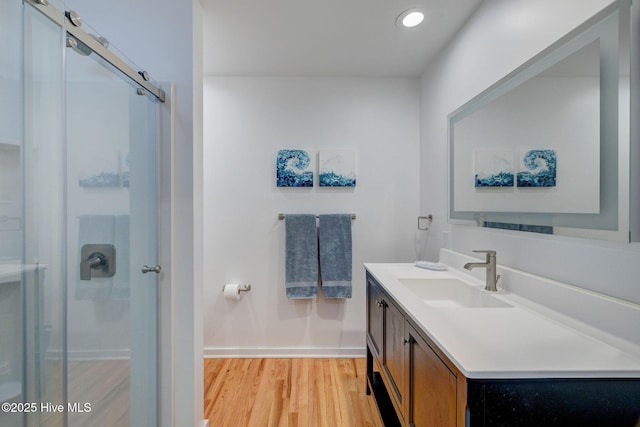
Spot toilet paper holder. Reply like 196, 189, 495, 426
222, 283, 252, 293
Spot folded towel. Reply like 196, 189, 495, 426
318, 214, 352, 299
285, 214, 318, 299
76, 215, 115, 300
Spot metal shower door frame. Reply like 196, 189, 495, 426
24, 0, 166, 104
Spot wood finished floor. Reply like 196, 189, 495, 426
40, 359, 129, 427
67, 360, 129, 427
204, 358, 384, 427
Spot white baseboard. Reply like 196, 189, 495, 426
60, 350, 131, 361
201, 420, 209, 427
43, 349, 132, 361
203, 346, 366, 358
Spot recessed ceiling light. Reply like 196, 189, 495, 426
396, 9, 425, 28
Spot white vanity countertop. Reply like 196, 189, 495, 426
365, 255, 640, 379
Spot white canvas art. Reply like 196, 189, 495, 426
319, 150, 357, 187
474, 150, 515, 187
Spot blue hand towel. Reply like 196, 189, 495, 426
318, 214, 352, 299
285, 214, 318, 299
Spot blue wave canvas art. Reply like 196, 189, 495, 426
276, 149, 314, 187
319, 150, 357, 187
517, 149, 557, 187
474, 150, 514, 187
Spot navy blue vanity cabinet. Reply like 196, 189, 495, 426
466, 379, 640, 426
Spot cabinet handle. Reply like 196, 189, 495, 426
402, 338, 410, 345
376, 299, 385, 308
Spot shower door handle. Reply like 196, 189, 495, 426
141, 265, 162, 274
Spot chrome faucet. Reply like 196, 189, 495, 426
464, 250, 500, 292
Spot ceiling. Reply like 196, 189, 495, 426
201, 0, 483, 77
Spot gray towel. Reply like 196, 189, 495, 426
111, 215, 130, 300
318, 214, 352, 299
285, 214, 318, 299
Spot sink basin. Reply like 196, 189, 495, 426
398, 278, 512, 308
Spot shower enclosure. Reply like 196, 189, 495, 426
1, 0, 166, 426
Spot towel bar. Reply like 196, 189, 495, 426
278, 213, 356, 220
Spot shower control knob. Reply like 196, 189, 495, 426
141, 265, 162, 274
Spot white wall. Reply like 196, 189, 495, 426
421, 0, 640, 305
203, 77, 421, 355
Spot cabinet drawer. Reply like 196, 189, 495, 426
383, 298, 406, 414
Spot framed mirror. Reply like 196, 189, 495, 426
448, 0, 632, 241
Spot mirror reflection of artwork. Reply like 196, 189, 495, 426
451, 32, 603, 221
517, 149, 557, 187
474, 150, 514, 187
319, 150, 357, 187
276, 149, 314, 187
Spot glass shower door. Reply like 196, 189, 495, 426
64, 31, 159, 427
0, 2, 28, 427
10, 2, 162, 425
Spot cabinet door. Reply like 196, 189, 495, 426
366, 276, 384, 361
408, 325, 457, 427
384, 299, 406, 415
